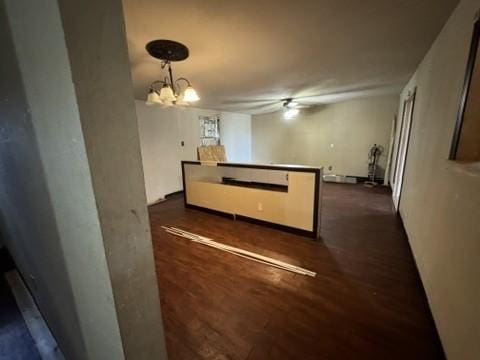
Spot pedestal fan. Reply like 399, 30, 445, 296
364, 144, 384, 188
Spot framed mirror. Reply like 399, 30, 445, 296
450, 17, 480, 162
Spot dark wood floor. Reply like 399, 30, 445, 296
149, 183, 444, 360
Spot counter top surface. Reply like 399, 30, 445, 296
182, 160, 323, 171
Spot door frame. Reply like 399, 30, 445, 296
392, 88, 417, 211
383, 114, 398, 186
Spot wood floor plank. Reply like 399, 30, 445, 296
149, 183, 444, 359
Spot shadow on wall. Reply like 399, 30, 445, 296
302, 104, 328, 115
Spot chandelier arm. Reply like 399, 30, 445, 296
175, 77, 192, 89
149, 79, 166, 91
166, 63, 176, 94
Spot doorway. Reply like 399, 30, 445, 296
392, 88, 416, 210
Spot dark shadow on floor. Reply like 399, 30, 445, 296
0, 248, 41, 360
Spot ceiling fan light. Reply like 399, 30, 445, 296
146, 89, 162, 105
287, 101, 299, 108
159, 84, 177, 103
183, 86, 200, 102
284, 108, 299, 120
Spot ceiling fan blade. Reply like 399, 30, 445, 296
292, 84, 403, 104
245, 102, 282, 113
221, 99, 278, 105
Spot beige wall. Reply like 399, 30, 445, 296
252, 95, 399, 178
57, 0, 167, 358
393, 0, 480, 359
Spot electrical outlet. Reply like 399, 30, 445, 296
257, 202, 263, 211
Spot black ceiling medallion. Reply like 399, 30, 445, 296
146, 39, 189, 62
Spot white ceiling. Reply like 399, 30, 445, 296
123, 0, 459, 114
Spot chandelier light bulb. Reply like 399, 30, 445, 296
175, 92, 188, 106
146, 89, 162, 105
159, 84, 177, 103
183, 86, 200, 102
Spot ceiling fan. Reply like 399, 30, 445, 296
220, 84, 403, 114
221, 96, 312, 116
282, 98, 310, 119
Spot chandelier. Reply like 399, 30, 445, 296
145, 40, 200, 107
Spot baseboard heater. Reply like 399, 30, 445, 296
322, 174, 357, 184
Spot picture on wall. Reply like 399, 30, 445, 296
199, 115, 221, 146
450, 18, 480, 162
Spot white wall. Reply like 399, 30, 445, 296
390, 1, 480, 359
136, 104, 183, 204
220, 112, 252, 162
136, 100, 252, 203
252, 94, 399, 178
